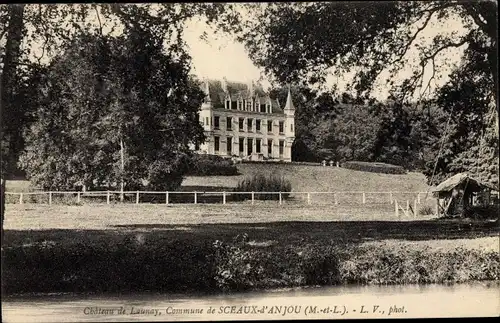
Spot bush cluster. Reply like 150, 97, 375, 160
187, 154, 239, 176
234, 173, 292, 201
3, 235, 499, 296
342, 161, 407, 175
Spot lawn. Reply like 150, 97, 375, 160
4, 164, 498, 295
5, 163, 432, 207
4, 203, 431, 230
5, 163, 430, 194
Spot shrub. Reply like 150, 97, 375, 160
234, 173, 292, 200
342, 161, 407, 174
418, 205, 435, 216
187, 154, 239, 176
463, 204, 500, 220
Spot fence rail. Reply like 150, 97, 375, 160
4, 190, 431, 206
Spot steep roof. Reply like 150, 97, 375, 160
432, 173, 498, 195
201, 78, 283, 113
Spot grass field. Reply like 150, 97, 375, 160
5, 163, 432, 208
5, 164, 497, 295
5, 163, 430, 193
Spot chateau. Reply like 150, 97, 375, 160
192, 78, 295, 162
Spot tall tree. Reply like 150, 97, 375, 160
0, 3, 241, 176
19, 30, 206, 191
238, 1, 498, 183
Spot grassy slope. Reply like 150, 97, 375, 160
7, 163, 430, 193
184, 163, 430, 192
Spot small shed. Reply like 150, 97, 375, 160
432, 173, 498, 216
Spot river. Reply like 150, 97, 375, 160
2, 281, 499, 322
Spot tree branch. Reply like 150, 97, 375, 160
94, 5, 103, 36
391, 12, 434, 66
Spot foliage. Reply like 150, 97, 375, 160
238, 2, 498, 185
421, 40, 498, 186
238, 2, 497, 102
235, 173, 291, 200
342, 161, 406, 175
1, 3, 242, 177
187, 154, 239, 176
4, 232, 499, 295
18, 30, 204, 191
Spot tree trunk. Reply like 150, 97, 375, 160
1, 4, 25, 176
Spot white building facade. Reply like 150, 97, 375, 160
193, 78, 295, 162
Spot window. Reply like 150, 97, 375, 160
227, 117, 232, 131
247, 138, 253, 155
225, 99, 230, 109
260, 104, 266, 113
267, 139, 273, 155
238, 100, 243, 110
231, 101, 237, 110
290, 123, 293, 132
256, 120, 261, 132
227, 137, 232, 154
266, 103, 272, 113
239, 118, 244, 131
255, 101, 259, 111
279, 140, 284, 155
267, 120, 273, 132
214, 116, 220, 130
205, 117, 209, 126
246, 100, 252, 111
256, 139, 261, 153
279, 121, 284, 133
239, 138, 244, 152
248, 119, 253, 132
214, 136, 220, 152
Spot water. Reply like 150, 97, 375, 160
2, 282, 499, 322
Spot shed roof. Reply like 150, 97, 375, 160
432, 172, 498, 194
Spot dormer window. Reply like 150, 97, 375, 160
266, 102, 272, 114
246, 100, 252, 111
225, 98, 231, 109
255, 100, 259, 112
238, 99, 243, 110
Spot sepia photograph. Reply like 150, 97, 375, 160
1, 1, 499, 321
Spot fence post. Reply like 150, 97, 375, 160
106, 191, 110, 205
414, 199, 418, 217
307, 193, 311, 205
194, 192, 197, 204
435, 199, 439, 216
406, 200, 409, 214
395, 200, 399, 217
362, 192, 366, 204
136, 191, 139, 204
166, 191, 169, 205
77, 192, 81, 204
390, 192, 393, 204
334, 193, 338, 205
223, 191, 226, 205
19, 193, 23, 204
49, 191, 52, 205
417, 193, 421, 204
279, 192, 282, 206
251, 192, 255, 205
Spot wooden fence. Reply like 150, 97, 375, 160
4, 190, 430, 207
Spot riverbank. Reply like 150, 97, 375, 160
2, 218, 498, 296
